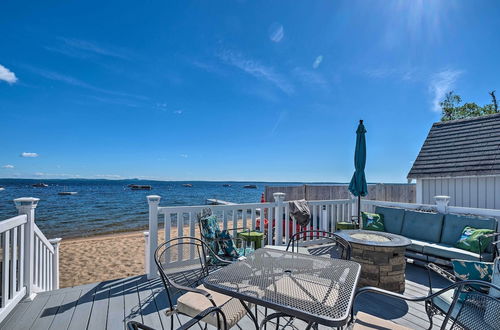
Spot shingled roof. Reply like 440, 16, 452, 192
407, 113, 500, 179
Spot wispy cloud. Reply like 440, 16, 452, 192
173, 110, 183, 115
217, 49, 294, 94
0, 64, 18, 84
26, 66, 148, 101
2, 165, 14, 169
292, 67, 329, 91
429, 69, 463, 112
269, 23, 284, 43
312, 56, 323, 69
365, 67, 416, 81
180, 154, 188, 158
46, 37, 132, 60
21, 152, 39, 158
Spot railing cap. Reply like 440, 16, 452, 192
48, 238, 62, 244
273, 192, 286, 201
14, 197, 40, 209
147, 195, 161, 204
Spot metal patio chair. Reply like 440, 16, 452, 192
127, 306, 228, 330
287, 230, 352, 260
351, 280, 500, 330
155, 236, 250, 330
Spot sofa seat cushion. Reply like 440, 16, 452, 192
407, 239, 433, 253
353, 312, 411, 330
423, 243, 482, 261
374, 206, 405, 235
401, 210, 444, 243
441, 214, 497, 247
177, 284, 249, 328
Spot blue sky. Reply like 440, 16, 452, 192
0, 1, 499, 182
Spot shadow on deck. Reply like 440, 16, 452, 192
1, 263, 450, 330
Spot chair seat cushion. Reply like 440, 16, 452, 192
353, 311, 411, 329
177, 284, 249, 328
431, 288, 461, 319
264, 245, 310, 255
423, 243, 483, 261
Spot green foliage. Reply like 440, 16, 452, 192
440, 90, 499, 121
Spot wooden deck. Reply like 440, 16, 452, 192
1, 263, 449, 329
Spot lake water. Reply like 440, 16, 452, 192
0, 179, 301, 238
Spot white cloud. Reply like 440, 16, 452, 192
0, 64, 18, 84
429, 69, 463, 112
217, 50, 294, 94
269, 23, 284, 43
173, 110, 183, 115
312, 56, 323, 69
21, 152, 39, 158
2, 165, 14, 169
292, 67, 329, 91
180, 154, 188, 158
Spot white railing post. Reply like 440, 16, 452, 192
434, 195, 450, 214
14, 197, 39, 299
143, 231, 150, 275
273, 192, 285, 246
147, 195, 161, 279
48, 238, 62, 290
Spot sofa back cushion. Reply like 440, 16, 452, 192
441, 214, 497, 246
374, 206, 405, 234
401, 210, 444, 243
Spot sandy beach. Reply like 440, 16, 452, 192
59, 230, 158, 288
59, 221, 249, 288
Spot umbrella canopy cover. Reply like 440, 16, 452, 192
348, 120, 368, 197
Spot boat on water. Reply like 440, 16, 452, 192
32, 183, 48, 187
58, 192, 77, 196
182, 184, 193, 187
130, 185, 152, 190
222, 184, 231, 187
243, 184, 257, 189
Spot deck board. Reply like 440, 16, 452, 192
1, 263, 451, 329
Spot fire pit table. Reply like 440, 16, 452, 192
336, 230, 411, 293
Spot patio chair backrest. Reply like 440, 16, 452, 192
154, 237, 216, 308
287, 230, 352, 260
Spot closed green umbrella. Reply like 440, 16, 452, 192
348, 120, 368, 225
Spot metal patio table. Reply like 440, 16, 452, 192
203, 248, 361, 329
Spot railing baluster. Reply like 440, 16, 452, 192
2, 231, 10, 306
19, 224, 24, 292
231, 209, 237, 238
189, 212, 195, 259
251, 208, 256, 231
284, 204, 290, 245
267, 207, 273, 246
10, 228, 17, 297
177, 212, 183, 261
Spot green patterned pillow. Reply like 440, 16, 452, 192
455, 226, 494, 253
218, 230, 241, 259
361, 212, 385, 232
452, 259, 493, 301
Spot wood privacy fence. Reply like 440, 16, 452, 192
264, 184, 416, 203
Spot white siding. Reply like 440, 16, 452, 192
417, 176, 500, 210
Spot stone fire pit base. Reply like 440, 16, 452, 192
351, 243, 406, 293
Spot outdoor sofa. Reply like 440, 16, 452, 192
374, 206, 499, 265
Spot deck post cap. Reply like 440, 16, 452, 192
147, 195, 161, 204
273, 192, 286, 201
14, 197, 40, 209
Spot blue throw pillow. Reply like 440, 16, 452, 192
218, 230, 240, 259
452, 259, 493, 301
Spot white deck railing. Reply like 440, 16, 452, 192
0, 198, 61, 324
145, 192, 355, 278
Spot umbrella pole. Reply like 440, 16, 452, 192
357, 195, 361, 227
